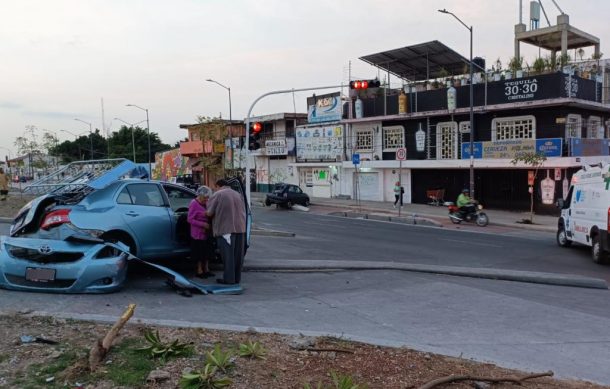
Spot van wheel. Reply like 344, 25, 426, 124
591, 235, 608, 264
265, 198, 271, 206
556, 227, 572, 248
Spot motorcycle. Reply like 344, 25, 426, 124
447, 201, 489, 227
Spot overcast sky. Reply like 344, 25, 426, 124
1, 0, 608, 159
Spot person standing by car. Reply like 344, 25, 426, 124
188, 186, 215, 278
0, 168, 9, 201
207, 178, 246, 285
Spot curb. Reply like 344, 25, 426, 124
328, 211, 442, 228
0, 217, 12, 223
306, 201, 556, 233
244, 259, 608, 290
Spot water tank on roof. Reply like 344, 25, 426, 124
472, 57, 485, 72
530, 1, 540, 29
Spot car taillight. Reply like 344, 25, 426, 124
607, 207, 610, 231
41, 209, 71, 230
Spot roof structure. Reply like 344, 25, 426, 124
359, 40, 470, 82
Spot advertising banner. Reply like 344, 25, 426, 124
307, 92, 342, 123
296, 125, 344, 162
569, 138, 610, 156
461, 138, 562, 159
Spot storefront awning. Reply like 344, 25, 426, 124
359, 40, 469, 82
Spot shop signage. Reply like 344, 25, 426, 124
296, 125, 344, 162
569, 138, 610, 157
461, 138, 562, 159
307, 92, 342, 124
213, 143, 225, 153
415, 128, 426, 152
528, 171, 535, 186
541, 173, 555, 205
264, 139, 287, 156
554, 168, 562, 181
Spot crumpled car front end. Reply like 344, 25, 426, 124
0, 236, 129, 294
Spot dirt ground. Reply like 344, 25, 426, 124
0, 314, 607, 389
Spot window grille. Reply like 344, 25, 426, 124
587, 116, 603, 139
491, 115, 535, 141
382, 126, 405, 151
355, 129, 374, 152
565, 114, 582, 138
435, 122, 458, 159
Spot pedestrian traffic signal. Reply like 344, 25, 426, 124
248, 122, 262, 150
349, 79, 381, 89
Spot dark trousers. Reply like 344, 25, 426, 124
216, 233, 245, 284
393, 194, 403, 206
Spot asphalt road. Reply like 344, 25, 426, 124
249, 205, 610, 283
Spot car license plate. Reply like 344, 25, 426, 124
25, 268, 56, 282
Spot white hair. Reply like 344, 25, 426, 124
196, 185, 213, 197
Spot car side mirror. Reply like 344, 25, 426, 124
556, 199, 564, 209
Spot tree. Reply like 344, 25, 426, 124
511, 152, 547, 224
194, 117, 228, 180
107, 126, 172, 162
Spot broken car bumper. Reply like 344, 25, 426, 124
0, 236, 128, 294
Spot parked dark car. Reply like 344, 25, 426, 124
265, 183, 310, 208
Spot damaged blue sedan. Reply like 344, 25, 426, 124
0, 159, 250, 294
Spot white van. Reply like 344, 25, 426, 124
557, 163, 610, 264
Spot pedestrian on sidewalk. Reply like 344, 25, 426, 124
393, 181, 404, 208
188, 185, 215, 279
0, 168, 9, 201
207, 179, 246, 285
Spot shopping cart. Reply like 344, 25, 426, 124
426, 188, 445, 206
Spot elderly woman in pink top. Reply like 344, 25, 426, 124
188, 185, 215, 278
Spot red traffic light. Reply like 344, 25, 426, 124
350, 79, 379, 89
252, 122, 262, 133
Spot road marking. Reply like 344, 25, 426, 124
439, 238, 503, 248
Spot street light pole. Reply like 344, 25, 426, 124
206, 79, 234, 169
439, 8, 475, 199
74, 118, 93, 161
126, 104, 151, 178
114, 118, 146, 163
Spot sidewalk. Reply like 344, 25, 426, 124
251, 192, 557, 232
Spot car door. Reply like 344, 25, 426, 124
162, 184, 196, 249
116, 183, 173, 258
293, 186, 308, 205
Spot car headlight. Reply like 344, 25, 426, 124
478, 204, 483, 210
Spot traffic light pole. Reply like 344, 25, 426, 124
245, 84, 342, 206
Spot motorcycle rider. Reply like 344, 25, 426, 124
456, 188, 476, 219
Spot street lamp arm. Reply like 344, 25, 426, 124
206, 79, 229, 91
438, 9, 471, 31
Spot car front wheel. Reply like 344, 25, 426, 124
304, 199, 310, 207
556, 227, 572, 247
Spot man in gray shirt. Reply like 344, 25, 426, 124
207, 179, 246, 284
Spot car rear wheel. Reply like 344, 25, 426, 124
265, 198, 271, 206
591, 235, 608, 264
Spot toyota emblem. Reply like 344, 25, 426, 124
38, 245, 53, 255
